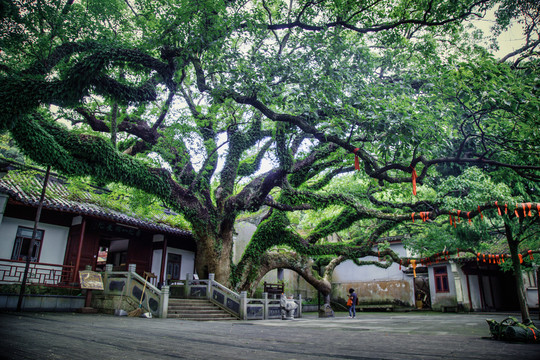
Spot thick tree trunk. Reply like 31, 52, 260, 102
193, 227, 233, 285
505, 223, 532, 324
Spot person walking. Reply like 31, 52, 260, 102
348, 288, 357, 318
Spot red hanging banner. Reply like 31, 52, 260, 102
411, 167, 417, 196
495, 201, 501, 216
353, 148, 360, 171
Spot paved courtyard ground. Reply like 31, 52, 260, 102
0, 311, 538, 359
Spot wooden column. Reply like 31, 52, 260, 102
17, 166, 50, 312
72, 218, 86, 283
159, 236, 168, 285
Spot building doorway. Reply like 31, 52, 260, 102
166, 253, 182, 283
414, 275, 431, 309
96, 237, 129, 271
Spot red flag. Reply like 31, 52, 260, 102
353, 148, 360, 171
411, 167, 417, 196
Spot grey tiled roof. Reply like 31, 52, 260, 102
0, 171, 192, 238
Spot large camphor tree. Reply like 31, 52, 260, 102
1, 0, 539, 310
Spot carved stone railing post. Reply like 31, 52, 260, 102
160, 285, 169, 318
185, 273, 193, 298
207, 273, 215, 300
127, 264, 136, 299
102, 264, 113, 295
297, 294, 302, 318
240, 291, 247, 320
263, 292, 268, 319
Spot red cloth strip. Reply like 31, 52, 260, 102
411, 167, 417, 196
353, 148, 360, 171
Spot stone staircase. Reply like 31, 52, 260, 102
167, 298, 237, 321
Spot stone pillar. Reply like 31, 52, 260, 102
185, 273, 193, 298
297, 294, 302, 318
160, 286, 169, 318
102, 264, 113, 295
128, 264, 136, 273
207, 273, 215, 300
84, 265, 93, 308
263, 292, 268, 319
240, 291, 247, 320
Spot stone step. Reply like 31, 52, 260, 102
167, 314, 236, 321
168, 299, 211, 305
168, 309, 227, 315
168, 311, 234, 318
167, 298, 237, 321
168, 303, 217, 308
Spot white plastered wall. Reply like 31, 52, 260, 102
0, 216, 70, 265
150, 235, 196, 282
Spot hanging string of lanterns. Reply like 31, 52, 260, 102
350, 154, 539, 276
411, 201, 540, 225
399, 250, 536, 278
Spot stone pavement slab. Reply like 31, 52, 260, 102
0, 311, 538, 360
